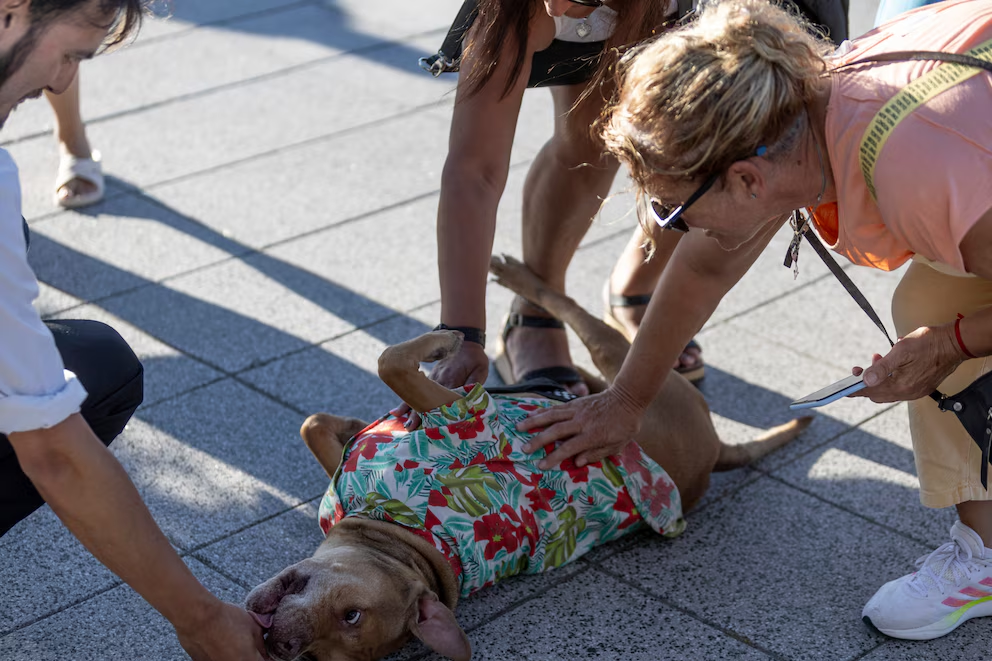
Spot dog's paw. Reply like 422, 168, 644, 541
425, 329, 463, 362
489, 254, 544, 301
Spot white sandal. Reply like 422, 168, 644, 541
55, 148, 104, 209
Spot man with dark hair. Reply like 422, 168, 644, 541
0, 1, 267, 658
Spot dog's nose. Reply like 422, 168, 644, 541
273, 638, 303, 659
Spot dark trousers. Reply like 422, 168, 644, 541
0, 319, 144, 536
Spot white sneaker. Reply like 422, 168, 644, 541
862, 521, 992, 640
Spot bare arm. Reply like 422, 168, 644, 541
857, 205, 992, 401
9, 415, 267, 661
422, 14, 556, 399
520, 218, 784, 468
615, 220, 783, 410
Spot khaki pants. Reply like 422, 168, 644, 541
892, 261, 992, 508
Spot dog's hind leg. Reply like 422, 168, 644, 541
379, 331, 465, 413
713, 417, 814, 471
490, 255, 631, 383
301, 413, 368, 477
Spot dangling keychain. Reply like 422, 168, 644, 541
784, 209, 810, 280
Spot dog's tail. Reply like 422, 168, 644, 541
713, 417, 813, 472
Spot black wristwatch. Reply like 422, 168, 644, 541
432, 323, 486, 349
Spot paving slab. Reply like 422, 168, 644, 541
861, 617, 992, 661
5, 54, 410, 196
422, 568, 774, 661
730, 260, 907, 372
773, 403, 960, 549
146, 109, 455, 249
49, 302, 223, 406
113, 381, 323, 550
194, 500, 325, 590
3, 3, 370, 143
600, 478, 930, 661
0, 508, 119, 634
0, 558, 246, 661
240, 310, 432, 420
324, 0, 466, 41
27, 191, 246, 302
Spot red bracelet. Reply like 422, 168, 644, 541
955, 313, 978, 359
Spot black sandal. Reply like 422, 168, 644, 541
603, 289, 705, 384
492, 312, 585, 388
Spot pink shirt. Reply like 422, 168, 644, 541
817, 0, 992, 273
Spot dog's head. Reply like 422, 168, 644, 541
245, 544, 470, 661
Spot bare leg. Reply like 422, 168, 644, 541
45, 74, 98, 204
378, 331, 465, 413
504, 83, 620, 394
957, 500, 992, 548
607, 224, 703, 372
492, 255, 631, 383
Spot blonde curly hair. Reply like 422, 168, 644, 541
602, 0, 833, 190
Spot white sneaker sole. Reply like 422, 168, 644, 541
864, 597, 992, 640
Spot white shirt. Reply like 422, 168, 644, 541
0, 148, 87, 434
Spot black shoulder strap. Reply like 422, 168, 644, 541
796, 223, 946, 406
799, 225, 895, 347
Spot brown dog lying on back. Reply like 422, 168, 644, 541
245, 255, 812, 661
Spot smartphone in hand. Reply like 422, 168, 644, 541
790, 374, 866, 410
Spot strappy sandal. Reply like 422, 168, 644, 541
604, 287, 705, 384
492, 312, 586, 388
55, 148, 104, 209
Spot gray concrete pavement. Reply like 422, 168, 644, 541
3, 2, 985, 660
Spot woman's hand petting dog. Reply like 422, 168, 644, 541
518, 385, 645, 469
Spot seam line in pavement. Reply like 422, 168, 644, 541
127, 0, 319, 49
763, 472, 937, 550
590, 564, 790, 661
24, 96, 454, 221
750, 401, 902, 476
2, 25, 447, 149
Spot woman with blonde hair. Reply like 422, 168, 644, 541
518, 0, 992, 640
421, 0, 846, 414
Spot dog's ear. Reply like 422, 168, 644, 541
300, 413, 367, 477
409, 593, 470, 661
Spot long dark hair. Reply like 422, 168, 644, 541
30, 0, 146, 49
461, 0, 676, 109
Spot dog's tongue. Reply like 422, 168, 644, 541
250, 612, 274, 629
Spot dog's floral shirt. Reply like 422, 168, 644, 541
318, 384, 685, 598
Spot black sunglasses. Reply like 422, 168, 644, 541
568, 0, 605, 6
648, 172, 719, 233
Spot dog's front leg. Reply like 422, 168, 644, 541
379, 331, 465, 413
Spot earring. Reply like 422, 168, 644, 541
751, 193, 757, 199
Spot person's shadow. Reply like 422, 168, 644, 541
28, 176, 433, 416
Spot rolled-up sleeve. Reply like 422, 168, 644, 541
0, 149, 87, 435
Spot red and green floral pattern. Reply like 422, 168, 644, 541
318, 384, 685, 597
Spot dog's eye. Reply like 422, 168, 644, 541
344, 609, 361, 625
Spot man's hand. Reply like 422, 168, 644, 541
176, 601, 269, 661
517, 386, 645, 469
852, 324, 965, 403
